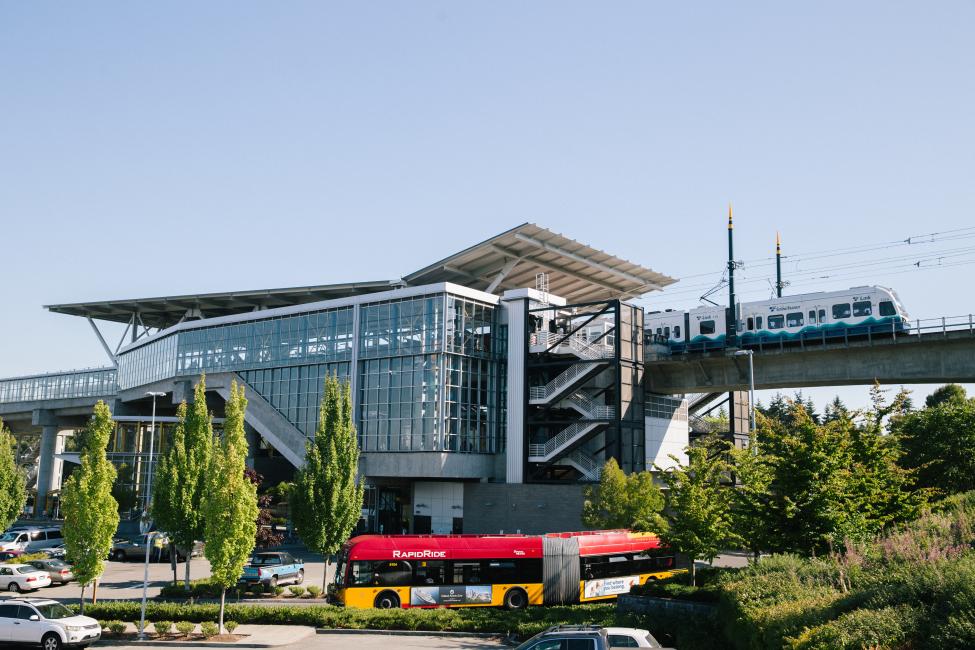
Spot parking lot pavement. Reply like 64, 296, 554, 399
105, 633, 505, 649
24, 554, 331, 602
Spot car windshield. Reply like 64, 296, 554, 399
0, 532, 20, 541
35, 603, 72, 619
513, 631, 546, 650
16, 566, 39, 574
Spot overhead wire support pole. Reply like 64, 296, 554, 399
727, 204, 737, 348
776, 231, 783, 298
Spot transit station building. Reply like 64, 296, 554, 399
0, 224, 690, 534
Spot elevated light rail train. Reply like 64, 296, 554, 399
647, 286, 910, 353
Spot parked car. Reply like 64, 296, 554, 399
28, 559, 75, 585
109, 533, 169, 561
0, 597, 101, 648
604, 627, 664, 648
0, 550, 24, 562
514, 625, 669, 650
46, 544, 66, 560
0, 564, 53, 592
240, 551, 304, 589
0, 528, 64, 553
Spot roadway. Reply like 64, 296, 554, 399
106, 634, 504, 649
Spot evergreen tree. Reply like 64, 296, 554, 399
61, 401, 120, 614
0, 419, 26, 531
761, 393, 791, 424
290, 376, 364, 591
925, 383, 967, 409
582, 458, 667, 533
202, 381, 257, 632
657, 437, 736, 584
822, 396, 851, 423
895, 396, 975, 495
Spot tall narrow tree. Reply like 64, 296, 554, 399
0, 419, 27, 531
151, 401, 189, 585
61, 401, 119, 614
291, 375, 364, 591
202, 381, 257, 633
657, 437, 737, 585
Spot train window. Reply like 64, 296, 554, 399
853, 301, 873, 317
768, 315, 784, 330
832, 304, 851, 319
747, 317, 754, 331
787, 312, 804, 328
808, 310, 816, 324
818, 309, 826, 323
674, 325, 681, 338
699, 320, 715, 335
756, 316, 763, 329
879, 301, 896, 317
664, 326, 670, 338
656, 328, 662, 336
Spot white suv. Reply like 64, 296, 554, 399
0, 598, 101, 649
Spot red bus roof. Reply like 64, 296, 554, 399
345, 534, 543, 561
343, 530, 663, 561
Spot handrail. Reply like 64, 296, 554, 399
0, 367, 119, 404
528, 420, 605, 460
529, 361, 603, 402
530, 331, 614, 360
566, 391, 616, 419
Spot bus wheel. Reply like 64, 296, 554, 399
503, 588, 527, 610
374, 591, 400, 609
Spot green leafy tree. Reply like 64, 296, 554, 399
61, 401, 120, 614
657, 437, 736, 584
202, 381, 257, 633
729, 431, 775, 560
0, 419, 27, 530
582, 458, 667, 532
925, 383, 967, 409
152, 401, 189, 585
290, 376, 364, 591
822, 396, 851, 424
895, 396, 975, 495
152, 377, 212, 590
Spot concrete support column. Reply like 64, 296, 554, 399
503, 295, 527, 484
36, 425, 59, 517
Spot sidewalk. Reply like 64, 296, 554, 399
98, 623, 316, 648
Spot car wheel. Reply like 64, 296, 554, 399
42, 632, 62, 650
296, 569, 304, 585
374, 591, 400, 609
8, 581, 20, 593
503, 588, 528, 610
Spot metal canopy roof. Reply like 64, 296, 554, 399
45, 224, 675, 328
44, 280, 398, 329
402, 223, 675, 302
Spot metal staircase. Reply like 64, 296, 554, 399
529, 362, 607, 405
561, 449, 602, 481
529, 331, 614, 360
528, 420, 608, 463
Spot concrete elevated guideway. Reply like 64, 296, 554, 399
646, 317, 975, 394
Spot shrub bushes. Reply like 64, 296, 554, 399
153, 621, 173, 635
200, 621, 219, 637
306, 584, 322, 598
289, 586, 305, 597
107, 621, 126, 635
175, 621, 195, 636
224, 620, 239, 633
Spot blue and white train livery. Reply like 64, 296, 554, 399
647, 286, 910, 353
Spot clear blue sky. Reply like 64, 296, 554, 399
2, 2, 973, 409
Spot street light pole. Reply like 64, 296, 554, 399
734, 350, 756, 431
139, 391, 166, 640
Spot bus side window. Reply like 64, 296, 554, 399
879, 301, 896, 317
747, 317, 754, 331
699, 320, 715, 335
833, 303, 851, 319
414, 560, 445, 585
673, 325, 681, 339
853, 301, 873, 317
451, 561, 484, 585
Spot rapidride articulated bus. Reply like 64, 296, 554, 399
330, 530, 678, 609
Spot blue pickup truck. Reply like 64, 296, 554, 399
240, 551, 304, 589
